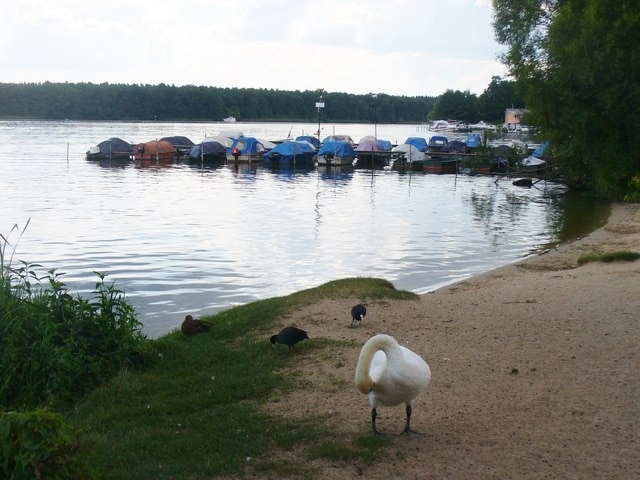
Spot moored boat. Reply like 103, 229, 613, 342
295, 135, 320, 149
423, 157, 461, 174
322, 134, 354, 145
427, 135, 449, 157
518, 141, 550, 173
226, 136, 275, 162
86, 137, 134, 160
263, 140, 316, 167
316, 140, 357, 166
403, 136, 428, 152
160, 136, 195, 158
132, 140, 177, 161
354, 137, 391, 169
187, 140, 227, 164
423, 135, 464, 173
464, 133, 482, 151
390, 143, 427, 171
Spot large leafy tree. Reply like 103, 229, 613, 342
429, 89, 479, 122
493, 0, 640, 198
477, 76, 525, 122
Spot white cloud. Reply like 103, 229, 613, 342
0, 0, 507, 96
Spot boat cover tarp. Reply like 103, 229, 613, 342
322, 134, 354, 144
160, 136, 195, 147
188, 141, 227, 160
428, 136, 449, 148
404, 137, 428, 152
295, 135, 320, 149
378, 139, 393, 150
202, 135, 234, 148
356, 138, 388, 152
391, 144, 427, 162
263, 140, 316, 163
491, 144, 516, 157
465, 134, 482, 148
317, 140, 356, 158
93, 137, 134, 155
444, 140, 467, 153
134, 140, 177, 156
532, 141, 549, 159
226, 137, 275, 155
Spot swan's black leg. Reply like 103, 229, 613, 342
403, 405, 424, 436
371, 408, 378, 435
371, 408, 396, 437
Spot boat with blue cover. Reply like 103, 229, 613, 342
226, 136, 275, 162
263, 140, 317, 167
316, 140, 357, 166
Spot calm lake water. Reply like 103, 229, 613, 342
0, 120, 607, 338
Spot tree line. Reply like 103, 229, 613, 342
0, 79, 523, 125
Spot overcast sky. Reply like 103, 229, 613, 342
0, 0, 507, 97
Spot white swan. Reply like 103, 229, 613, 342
355, 333, 431, 435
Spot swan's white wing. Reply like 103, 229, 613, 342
400, 345, 431, 395
369, 346, 430, 407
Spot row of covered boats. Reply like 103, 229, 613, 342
86, 130, 550, 175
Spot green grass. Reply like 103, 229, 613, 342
577, 250, 640, 265
68, 277, 416, 479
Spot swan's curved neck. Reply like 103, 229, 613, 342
355, 335, 399, 393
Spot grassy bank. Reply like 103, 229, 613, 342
69, 278, 417, 479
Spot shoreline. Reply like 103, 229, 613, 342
269, 202, 640, 479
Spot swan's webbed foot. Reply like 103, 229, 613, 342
401, 405, 425, 437
401, 426, 425, 437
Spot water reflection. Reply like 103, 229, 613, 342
92, 158, 132, 170
133, 158, 176, 170
544, 191, 610, 245
318, 165, 355, 183
0, 120, 608, 338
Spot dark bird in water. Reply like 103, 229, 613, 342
351, 304, 367, 327
181, 315, 212, 334
355, 333, 431, 436
270, 326, 310, 352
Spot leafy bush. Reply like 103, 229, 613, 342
0, 408, 94, 479
1, 223, 149, 409
623, 174, 640, 203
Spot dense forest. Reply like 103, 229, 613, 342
0, 79, 523, 124
0, 82, 434, 123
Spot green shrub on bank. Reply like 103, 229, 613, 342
0, 408, 94, 479
1, 223, 149, 409
0, 264, 149, 409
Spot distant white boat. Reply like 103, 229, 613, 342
431, 120, 451, 131
223, 116, 236, 123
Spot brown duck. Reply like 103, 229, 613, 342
181, 315, 212, 334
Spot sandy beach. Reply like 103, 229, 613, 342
264, 202, 640, 479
